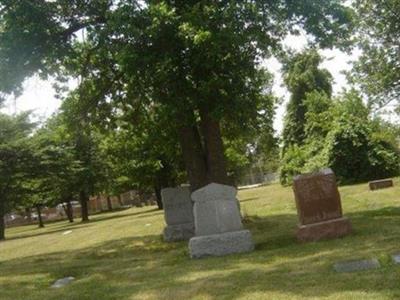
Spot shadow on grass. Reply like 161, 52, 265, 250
5, 208, 161, 241
240, 197, 260, 203
1, 206, 400, 300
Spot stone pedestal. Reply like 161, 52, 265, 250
189, 183, 254, 258
161, 187, 194, 242
293, 168, 352, 242
296, 217, 352, 242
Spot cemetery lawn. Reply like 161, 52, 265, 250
1, 181, 400, 300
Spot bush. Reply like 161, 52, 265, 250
280, 91, 400, 185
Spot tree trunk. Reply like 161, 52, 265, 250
65, 199, 74, 223
0, 203, 5, 240
154, 184, 163, 210
36, 205, 44, 228
117, 195, 123, 206
79, 191, 89, 222
106, 196, 113, 211
25, 207, 32, 222
178, 124, 208, 192
199, 108, 230, 185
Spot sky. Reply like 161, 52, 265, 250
1, 34, 360, 134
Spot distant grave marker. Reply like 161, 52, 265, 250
369, 179, 394, 191
392, 254, 400, 264
293, 168, 352, 242
333, 259, 380, 273
51, 276, 75, 288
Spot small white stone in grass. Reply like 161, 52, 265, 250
145, 223, 152, 227
62, 230, 72, 235
392, 254, 400, 264
51, 277, 75, 288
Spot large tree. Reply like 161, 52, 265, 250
0, 1, 354, 191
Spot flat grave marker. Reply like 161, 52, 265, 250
392, 254, 400, 264
51, 276, 75, 288
333, 259, 380, 273
369, 179, 394, 191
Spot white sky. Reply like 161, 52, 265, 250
1, 34, 360, 134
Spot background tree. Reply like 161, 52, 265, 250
281, 49, 333, 152
59, 94, 108, 221
100, 103, 185, 210
0, 112, 36, 240
27, 116, 81, 224
280, 90, 400, 185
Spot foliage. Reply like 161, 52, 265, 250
0, 112, 37, 238
0, 112, 36, 209
279, 145, 308, 185
100, 117, 184, 196
281, 49, 333, 151
0, 0, 354, 189
280, 91, 400, 185
352, 0, 400, 109
26, 115, 82, 212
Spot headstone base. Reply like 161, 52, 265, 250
163, 222, 194, 242
296, 217, 352, 242
189, 230, 254, 259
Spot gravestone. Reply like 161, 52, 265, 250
51, 276, 75, 288
333, 259, 380, 273
369, 179, 394, 191
293, 168, 352, 242
189, 183, 254, 258
161, 187, 194, 242
392, 254, 400, 264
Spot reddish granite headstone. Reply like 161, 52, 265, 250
368, 179, 393, 191
293, 168, 352, 242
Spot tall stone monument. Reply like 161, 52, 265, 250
189, 183, 254, 258
161, 187, 195, 242
293, 168, 352, 242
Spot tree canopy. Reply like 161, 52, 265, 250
352, 0, 400, 109
0, 0, 354, 191
0, 112, 36, 239
281, 49, 333, 152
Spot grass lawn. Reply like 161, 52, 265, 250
1, 180, 400, 300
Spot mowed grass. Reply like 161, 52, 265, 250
1, 180, 400, 300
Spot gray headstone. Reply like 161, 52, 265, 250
51, 276, 75, 288
333, 259, 380, 273
392, 254, 400, 264
189, 230, 254, 258
191, 183, 243, 236
161, 187, 194, 242
189, 183, 254, 258
164, 223, 195, 242
161, 187, 194, 226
